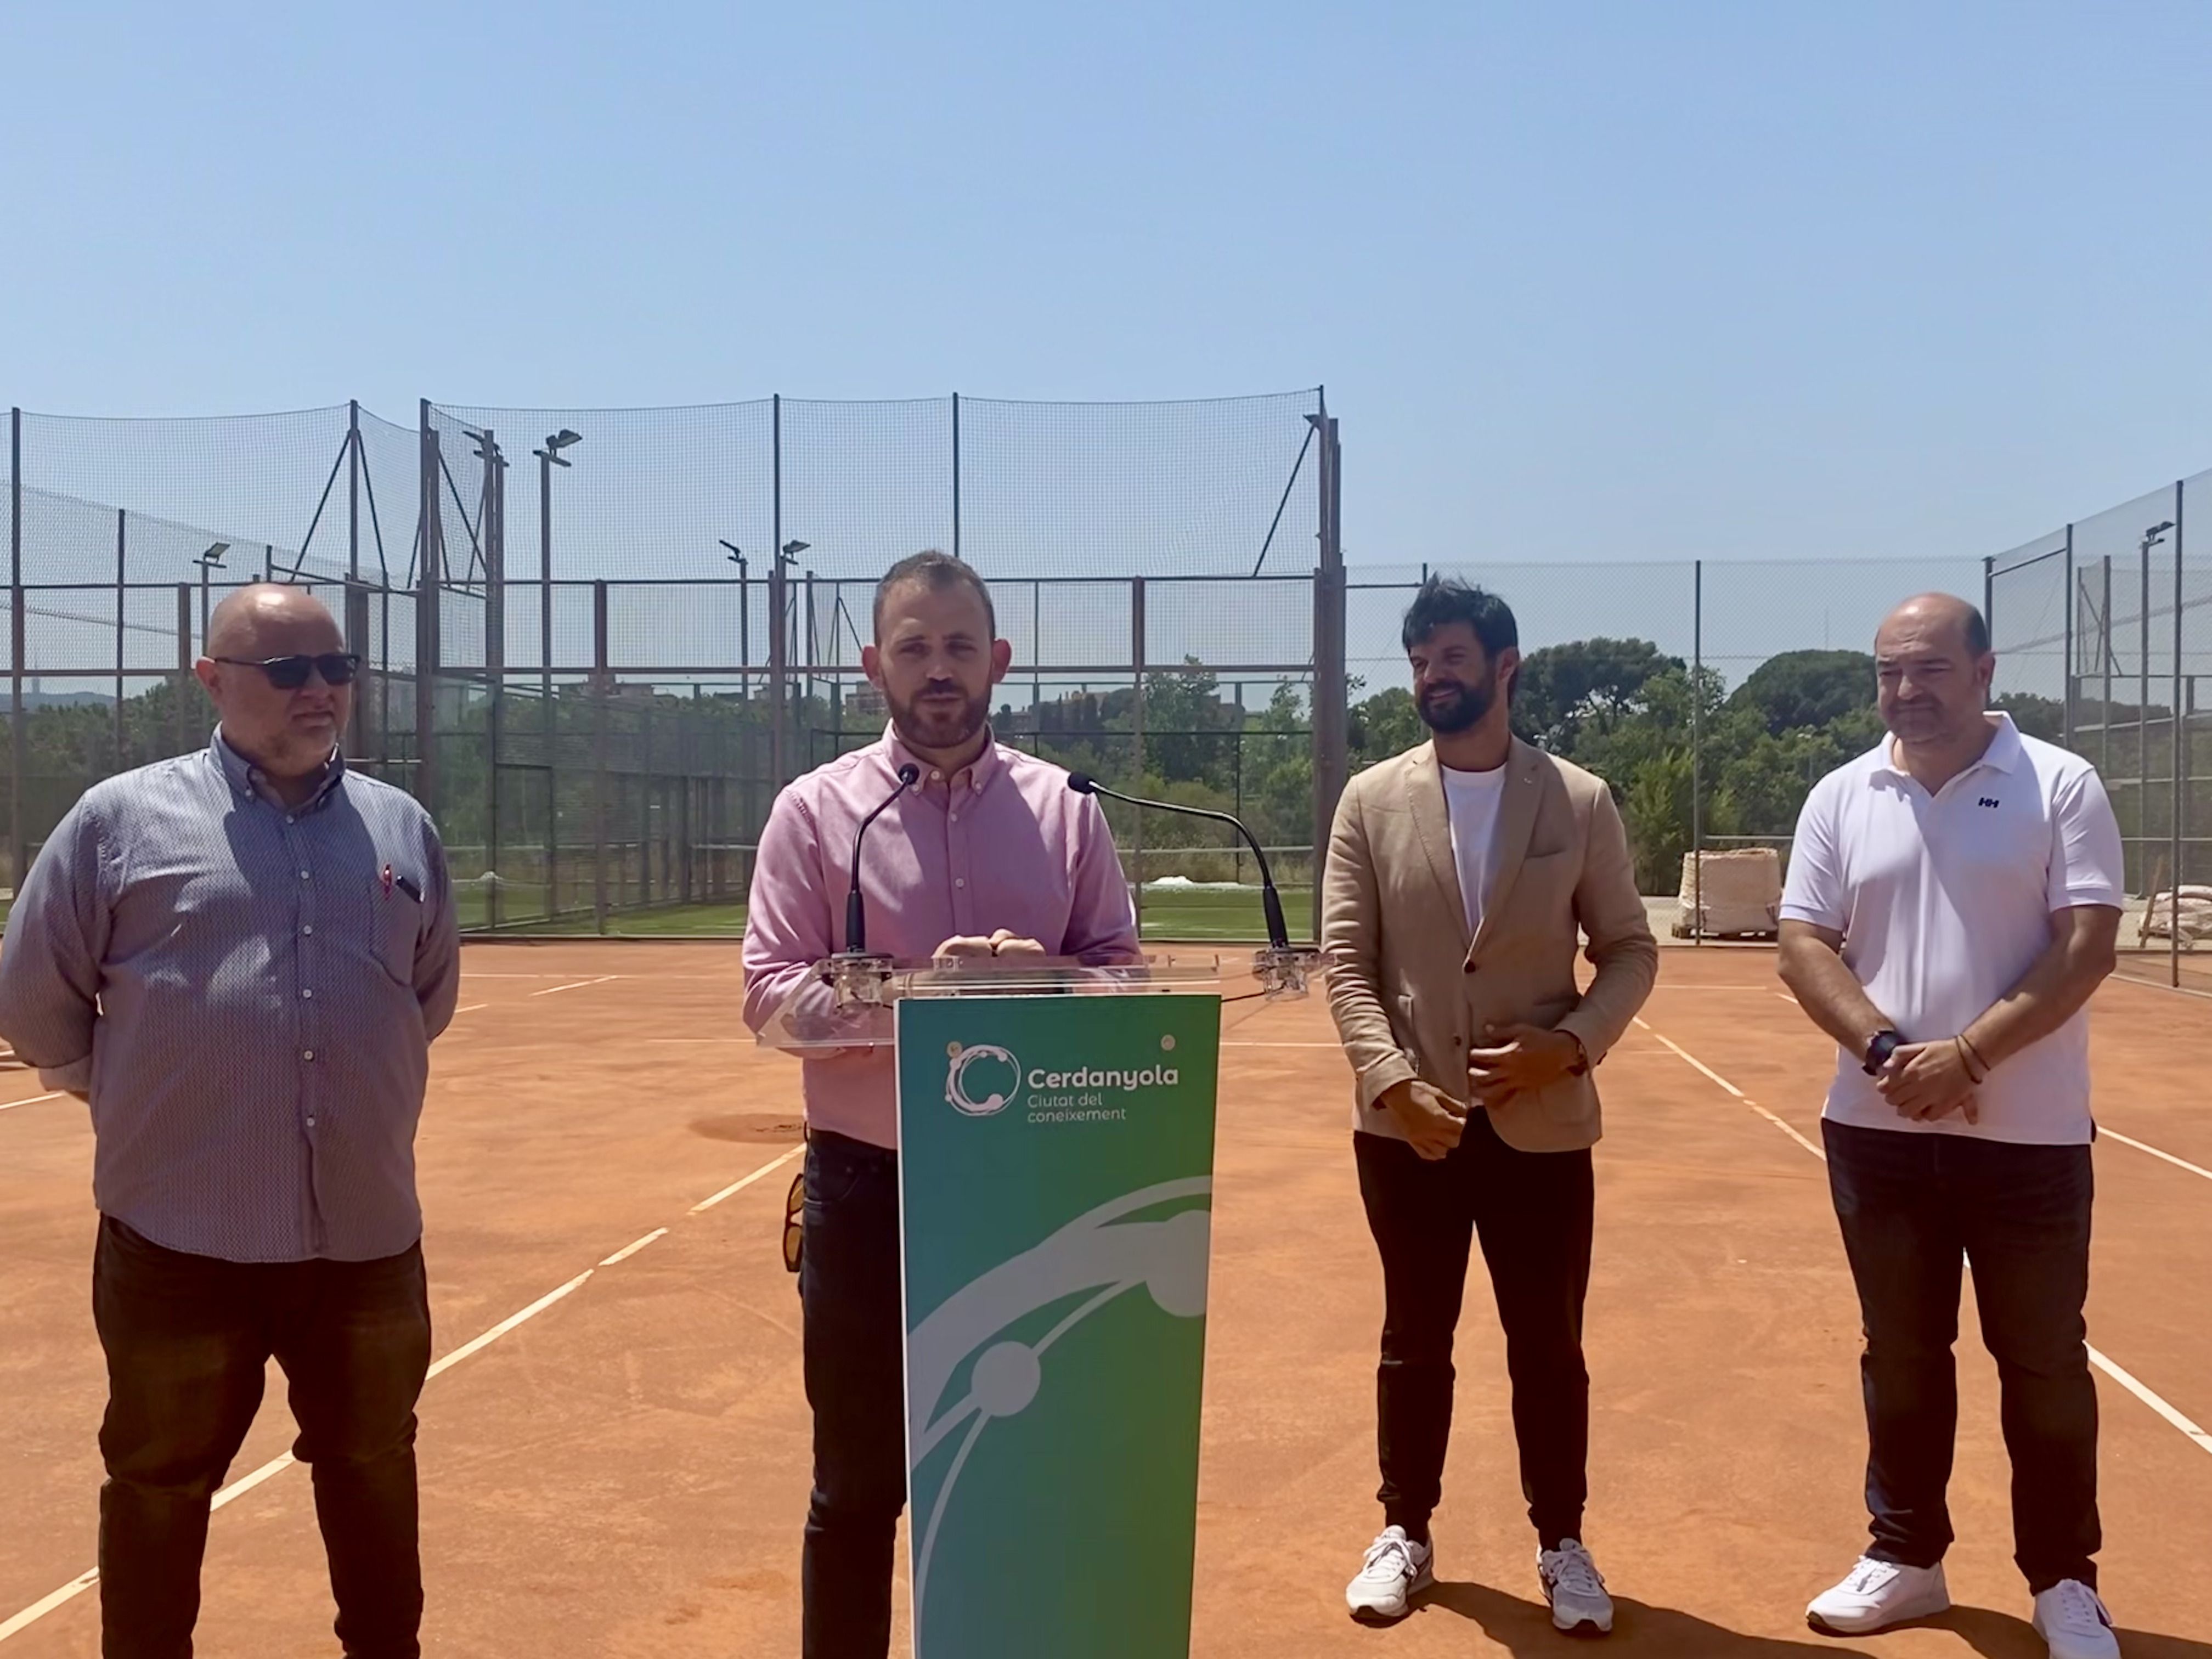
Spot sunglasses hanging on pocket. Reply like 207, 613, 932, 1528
782, 1169, 805, 1274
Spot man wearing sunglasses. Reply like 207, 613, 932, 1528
0, 582, 459, 1659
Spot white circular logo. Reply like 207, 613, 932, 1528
946, 1044, 1022, 1117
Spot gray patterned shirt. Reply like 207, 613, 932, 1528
0, 732, 460, 1262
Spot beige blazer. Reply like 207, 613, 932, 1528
1322, 738, 1658, 1153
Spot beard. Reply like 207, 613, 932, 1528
1418, 671, 1499, 735
887, 681, 991, 753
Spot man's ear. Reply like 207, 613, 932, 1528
861, 643, 884, 687
989, 638, 1013, 685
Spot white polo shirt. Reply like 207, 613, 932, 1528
1780, 714, 2124, 1146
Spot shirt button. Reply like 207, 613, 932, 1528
950, 811, 959, 823
302, 1049, 315, 1061
298, 869, 311, 880
930, 769, 942, 781
955, 878, 966, 888
301, 989, 314, 1000
306, 1116, 317, 1127
302, 924, 314, 936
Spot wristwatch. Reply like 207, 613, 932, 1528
1862, 1029, 1903, 1075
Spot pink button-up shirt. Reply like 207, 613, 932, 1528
741, 726, 1141, 1149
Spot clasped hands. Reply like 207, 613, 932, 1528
933, 930, 1046, 960
1380, 1023, 1584, 1163
1873, 1034, 1984, 1125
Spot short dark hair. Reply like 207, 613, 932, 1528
1401, 576, 1518, 659
873, 550, 996, 642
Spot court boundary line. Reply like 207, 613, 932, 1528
1630, 1014, 2212, 1462
0, 1146, 800, 1646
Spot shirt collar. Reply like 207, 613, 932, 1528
882, 720, 1002, 794
1867, 710, 2023, 782
212, 729, 347, 809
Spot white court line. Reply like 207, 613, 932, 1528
453, 1003, 488, 1015
211, 1452, 297, 1511
425, 1272, 594, 1381
1221, 1040, 1346, 1048
2101, 1127, 2212, 1184
529, 975, 619, 997
0, 1572, 100, 1643
1634, 1014, 2212, 1463
691, 1147, 802, 1213
0, 1092, 65, 1114
599, 1227, 668, 1267
2087, 1345, 2212, 1453
0, 1260, 597, 1643
0, 1129, 800, 1645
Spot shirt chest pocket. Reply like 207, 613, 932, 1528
323, 864, 422, 986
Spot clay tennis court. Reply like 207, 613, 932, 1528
2, 943, 2208, 1656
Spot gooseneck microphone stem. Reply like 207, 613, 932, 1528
847, 763, 921, 953
1066, 772, 1289, 950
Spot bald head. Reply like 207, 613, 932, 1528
1877, 592, 1989, 661
206, 583, 342, 660
1874, 591, 1994, 753
195, 584, 352, 787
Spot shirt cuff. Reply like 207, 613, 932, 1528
1356, 1052, 1417, 1113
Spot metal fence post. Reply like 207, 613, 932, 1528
415, 405, 442, 817
348, 399, 361, 584
114, 510, 127, 768
592, 578, 610, 934
1982, 554, 1994, 641
174, 584, 191, 759
1309, 403, 1347, 941
1131, 575, 1146, 937
951, 392, 961, 560
484, 428, 505, 930
770, 394, 786, 789
2062, 523, 2075, 751
2172, 478, 2186, 987
1691, 559, 1703, 944
8, 407, 20, 898
345, 582, 371, 764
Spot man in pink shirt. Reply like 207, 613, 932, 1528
742, 551, 1140, 1658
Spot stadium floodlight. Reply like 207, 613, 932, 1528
2143, 520, 2175, 553
781, 539, 810, 558
534, 429, 582, 468
719, 539, 746, 571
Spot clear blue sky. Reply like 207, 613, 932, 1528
5, 1, 2210, 572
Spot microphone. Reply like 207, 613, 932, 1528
1066, 771, 1290, 951
847, 763, 921, 953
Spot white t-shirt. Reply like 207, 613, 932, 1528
1441, 762, 1509, 940
1779, 714, 2124, 1145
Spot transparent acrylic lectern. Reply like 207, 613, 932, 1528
753, 943, 1323, 1052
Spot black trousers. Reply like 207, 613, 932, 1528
91, 1216, 432, 1659
797, 1130, 906, 1659
1824, 1119, 2100, 1595
1353, 1114, 1594, 1549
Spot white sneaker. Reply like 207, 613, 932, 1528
1345, 1525, 1433, 1622
2033, 1580, 2120, 1659
1806, 1556, 1951, 1634
1538, 1539, 1613, 1635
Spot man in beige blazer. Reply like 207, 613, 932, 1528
1323, 577, 1657, 1636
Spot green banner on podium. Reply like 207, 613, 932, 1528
896, 991, 1222, 1658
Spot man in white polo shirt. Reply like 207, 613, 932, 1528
1778, 594, 2124, 1659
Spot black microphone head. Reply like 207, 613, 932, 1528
1066, 771, 1097, 795
896, 763, 920, 786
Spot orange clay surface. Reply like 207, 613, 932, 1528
1, 943, 2208, 1656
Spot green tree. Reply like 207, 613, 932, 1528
1513, 637, 1683, 757
1727, 649, 1875, 737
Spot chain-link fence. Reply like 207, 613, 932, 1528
1989, 471, 2212, 989
6, 396, 2207, 968
3, 394, 1337, 940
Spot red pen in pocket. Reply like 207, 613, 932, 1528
381, 862, 394, 899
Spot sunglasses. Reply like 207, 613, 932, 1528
783, 1169, 805, 1274
213, 652, 362, 690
